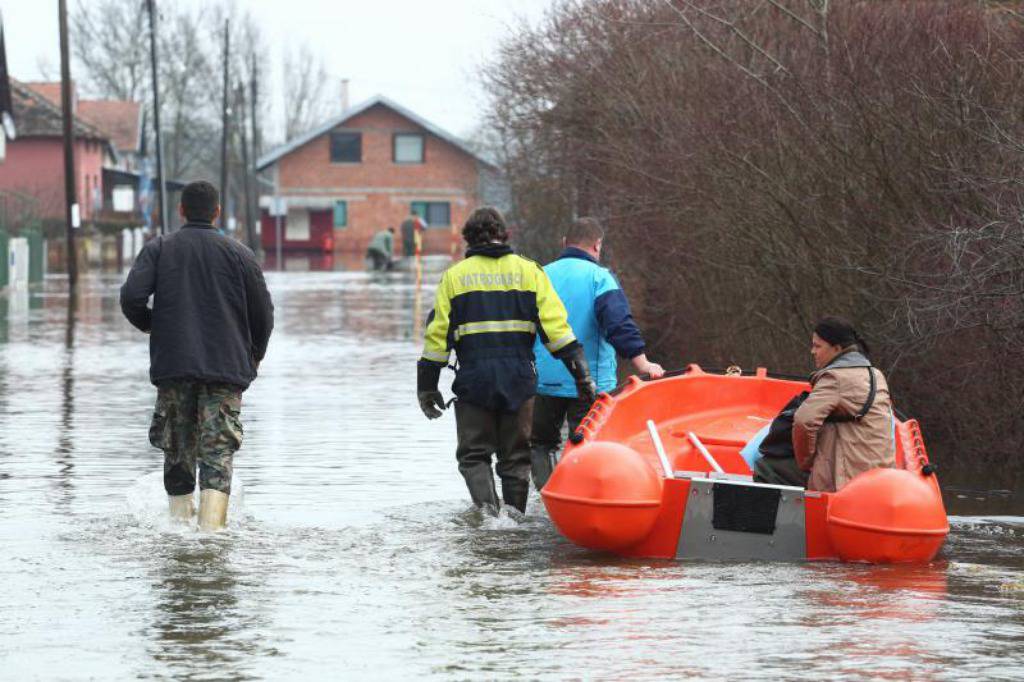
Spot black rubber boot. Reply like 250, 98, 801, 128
464, 469, 500, 514
530, 446, 557, 491
502, 478, 530, 514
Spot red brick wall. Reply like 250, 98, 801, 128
268, 103, 480, 254
0, 137, 106, 221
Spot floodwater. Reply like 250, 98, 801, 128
1, 261, 1023, 680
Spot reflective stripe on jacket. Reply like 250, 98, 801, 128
420, 242, 576, 411
534, 248, 645, 397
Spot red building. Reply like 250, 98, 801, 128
0, 80, 149, 229
0, 80, 116, 222
19, 83, 142, 171
256, 95, 500, 255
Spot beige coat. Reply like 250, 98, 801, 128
793, 350, 895, 492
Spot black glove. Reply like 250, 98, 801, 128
417, 360, 446, 419
418, 390, 445, 419
560, 344, 597, 405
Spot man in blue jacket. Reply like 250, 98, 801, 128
530, 217, 665, 489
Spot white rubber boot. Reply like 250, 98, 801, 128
168, 494, 195, 522
197, 489, 230, 531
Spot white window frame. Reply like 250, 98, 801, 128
393, 133, 425, 164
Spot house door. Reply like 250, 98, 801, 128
309, 210, 334, 252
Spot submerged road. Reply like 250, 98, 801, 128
0, 264, 1023, 679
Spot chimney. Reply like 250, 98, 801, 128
340, 78, 349, 112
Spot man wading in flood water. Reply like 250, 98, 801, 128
529, 217, 665, 490
120, 181, 274, 530
417, 207, 596, 514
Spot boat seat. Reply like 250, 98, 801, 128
673, 470, 754, 482
709, 471, 754, 482
673, 470, 803, 491
672, 471, 755, 482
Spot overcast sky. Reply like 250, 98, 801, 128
1, 0, 555, 140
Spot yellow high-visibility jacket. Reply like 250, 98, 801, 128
418, 242, 577, 411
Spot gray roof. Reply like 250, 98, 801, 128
256, 94, 495, 171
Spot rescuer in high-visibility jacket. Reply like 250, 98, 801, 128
417, 207, 597, 514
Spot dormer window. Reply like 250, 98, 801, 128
330, 132, 361, 163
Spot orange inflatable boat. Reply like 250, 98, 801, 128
541, 365, 949, 563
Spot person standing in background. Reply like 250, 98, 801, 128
400, 212, 426, 257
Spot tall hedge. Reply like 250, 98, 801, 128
484, 0, 1024, 488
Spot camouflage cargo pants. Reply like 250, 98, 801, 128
149, 380, 243, 495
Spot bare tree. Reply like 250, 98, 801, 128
281, 44, 334, 140
70, 0, 150, 100
69, 0, 272, 184
483, 0, 1024, 487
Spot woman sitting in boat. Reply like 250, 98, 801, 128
755, 316, 895, 491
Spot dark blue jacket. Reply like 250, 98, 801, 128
120, 222, 274, 390
418, 242, 579, 411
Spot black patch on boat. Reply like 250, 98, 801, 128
712, 484, 780, 535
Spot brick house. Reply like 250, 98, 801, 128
256, 95, 500, 255
0, 80, 115, 222
16, 81, 147, 216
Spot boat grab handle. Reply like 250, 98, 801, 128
687, 432, 725, 474
645, 420, 675, 479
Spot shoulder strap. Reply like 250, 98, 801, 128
826, 367, 877, 423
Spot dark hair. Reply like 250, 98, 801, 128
180, 181, 219, 223
565, 217, 605, 245
814, 315, 870, 355
462, 207, 508, 246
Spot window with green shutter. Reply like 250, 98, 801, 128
333, 201, 348, 228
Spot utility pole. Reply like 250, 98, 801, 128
57, 0, 78, 292
237, 82, 254, 249
275, 197, 282, 269
250, 52, 260, 161
219, 19, 230, 230
146, 0, 168, 235
250, 53, 260, 250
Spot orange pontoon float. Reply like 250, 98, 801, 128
541, 365, 949, 563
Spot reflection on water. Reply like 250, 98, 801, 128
146, 537, 278, 679
56, 297, 76, 509
1, 259, 1024, 679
